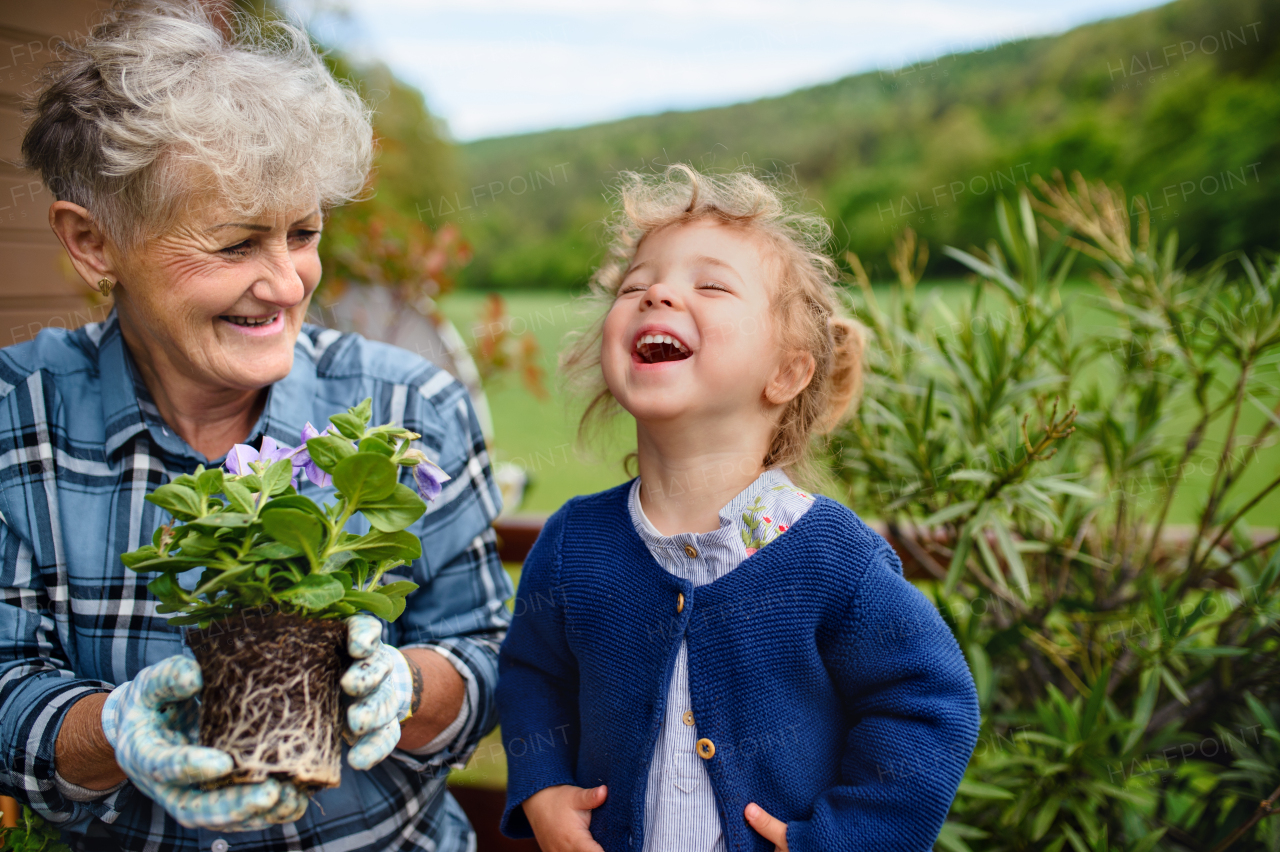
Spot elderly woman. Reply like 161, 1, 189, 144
0, 3, 511, 851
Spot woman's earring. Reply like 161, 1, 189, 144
96, 277, 114, 296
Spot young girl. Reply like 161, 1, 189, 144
496, 166, 979, 852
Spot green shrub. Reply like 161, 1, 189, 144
831, 172, 1280, 851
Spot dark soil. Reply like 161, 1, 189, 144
188, 611, 349, 791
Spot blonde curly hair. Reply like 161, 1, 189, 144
563, 164, 866, 487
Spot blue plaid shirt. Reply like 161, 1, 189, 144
0, 313, 513, 852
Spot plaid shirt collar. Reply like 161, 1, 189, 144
96, 310, 319, 463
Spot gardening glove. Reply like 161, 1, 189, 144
101, 655, 309, 831
341, 614, 416, 770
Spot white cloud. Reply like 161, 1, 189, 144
292, 0, 1171, 140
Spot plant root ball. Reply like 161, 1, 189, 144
189, 612, 349, 792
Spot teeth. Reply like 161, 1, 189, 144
635, 333, 689, 353
224, 314, 278, 327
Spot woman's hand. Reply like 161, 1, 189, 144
745, 802, 790, 851
522, 784, 607, 852
100, 655, 307, 830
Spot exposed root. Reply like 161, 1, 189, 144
189, 614, 348, 792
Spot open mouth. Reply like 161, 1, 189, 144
634, 332, 691, 364
221, 313, 280, 329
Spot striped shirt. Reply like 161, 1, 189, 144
0, 313, 513, 852
628, 471, 816, 852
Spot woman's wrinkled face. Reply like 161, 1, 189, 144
109, 199, 322, 393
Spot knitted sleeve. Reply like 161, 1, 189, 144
787, 544, 981, 852
496, 500, 583, 838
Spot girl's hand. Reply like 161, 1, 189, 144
523, 784, 608, 852
745, 802, 789, 852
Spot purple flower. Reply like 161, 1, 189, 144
413, 459, 451, 503
291, 422, 334, 488
223, 437, 300, 487
224, 443, 259, 476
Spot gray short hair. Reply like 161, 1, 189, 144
21, 0, 373, 247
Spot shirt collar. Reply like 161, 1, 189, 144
95, 310, 320, 464
628, 468, 810, 561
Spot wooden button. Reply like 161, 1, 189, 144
696, 738, 715, 759
682, 710, 694, 726
676, 592, 685, 613
684, 544, 697, 558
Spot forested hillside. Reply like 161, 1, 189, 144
447, 0, 1278, 289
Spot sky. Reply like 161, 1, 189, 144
289, 0, 1173, 142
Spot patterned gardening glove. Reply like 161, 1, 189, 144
341, 614, 416, 770
101, 655, 309, 831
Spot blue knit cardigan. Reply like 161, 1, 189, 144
497, 483, 980, 852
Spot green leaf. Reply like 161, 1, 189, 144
146, 573, 189, 606
247, 541, 302, 560
146, 483, 204, 520
186, 513, 254, 529
333, 453, 400, 505
377, 580, 418, 599
388, 595, 407, 621
956, 780, 1013, 800
360, 483, 427, 533
121, 546, 159, 568
1030, 797, 1060, 841
944, 521, 975, 596
329, 412, 366, 441
198, 467, 224, 497
260, 509, 323, 564
343, 589, 394, 620
923, 501, 977, 527
278, 574, 346, 611
1159, 665, 1190, 706
1079, 664, 1110, 738
340, 529, 422, 562
260, 458, 296, 497
222, 478, 256, 514
991, 521, 1030, 598
260, 495, 330, 523
358, 435, 395, 457
306, 434, 357, 471
320, 550, 359, 574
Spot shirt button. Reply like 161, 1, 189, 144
684, 544, 697, 558
683, 710, 694, 726
676, 592, 685, 613
696, 738, 715, 759
211, 840, 229, 852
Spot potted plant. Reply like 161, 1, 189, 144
121, 399, 448, 792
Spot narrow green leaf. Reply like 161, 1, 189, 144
956, 780, 1013, 800
944, 522, 974, 596
1031, 797, 1060, 841
923, 500, 977, 528
1159, 665, 1190, 706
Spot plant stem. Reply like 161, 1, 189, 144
1207, 781, 1280, 852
